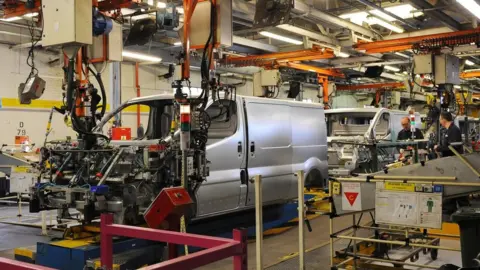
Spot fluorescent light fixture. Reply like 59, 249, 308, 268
403, 71, 408, 74
466, 60, 475, 66
457, 0, 480, 20
24, 12, 38, 18
122, 51, 162, 62
259, 31, 303, 45
337, 52, 350, 58
0, 16, 22, 22
341, 4, 422, 25
454, 85, 461, 89
148, 0, 154, 5
384, 65, 400, 72
370, 4, 423, 22
157, 1, 167, 8
368, 16, 404, 33
174, 41, 182, 46
177, 7, 184, 14
395, 52, 411, 59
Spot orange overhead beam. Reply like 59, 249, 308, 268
3, 0, 41, 18
225, 48, 334, 64
355, 27, 480, 52
336, 82, 405, 91
461, 71, 480, 79
3, 0, 139, 18
279, 62, 344, 78
365, 45, 413, 54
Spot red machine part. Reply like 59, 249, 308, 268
111, 127, 131, 140
143, 187, 194, 230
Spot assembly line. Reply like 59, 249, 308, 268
1, 0, 480, 269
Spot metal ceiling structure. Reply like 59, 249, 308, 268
1, 0, 480, 83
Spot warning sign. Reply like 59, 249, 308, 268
384, 182, 415, 192
342, 182, 362, 211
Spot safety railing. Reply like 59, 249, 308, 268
100, 213, 247, 270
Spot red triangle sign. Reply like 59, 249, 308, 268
344, 192, 359, 206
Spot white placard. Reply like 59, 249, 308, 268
342, 182, 362, 211
375, 186, 442, 229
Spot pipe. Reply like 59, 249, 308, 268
336, 235, 461, 252
135, 62, 141, 129
371, 175, 456, 181
335, 178, 480, 187
352, 254, 439, 269
358, 225, 460, 238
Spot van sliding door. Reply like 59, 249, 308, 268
244, 98, 294, 206
195, 98, 247, 217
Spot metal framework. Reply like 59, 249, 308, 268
100, 213, 248, 270
461, 71, 480, 79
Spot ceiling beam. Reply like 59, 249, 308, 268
232, 36, 279, 52
291, 0, 377, 39
384, 27, 453, 40
276, 24, 338, 46
330, 56, 381, 65
407, 0, 461, 30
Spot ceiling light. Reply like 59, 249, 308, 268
367, 17, 404, 33
174, 41, 182, 46
403, 71, 408, 74
148, 0, 154, 5
24, 13, 38, 18
395, 52, 411, 59
157, 2, 167, 8
457, 0, 480, 20
341, 4, 422, 25
370, 4, 423, 22
177, 7, 184, 14
122, 51, 162, 62
0, 17, 22, 22
454, 85, 461, 89
337, 52, 350, 58
384, 65, 400, 72
259, 31, 303, 45
466, 60, 475, 66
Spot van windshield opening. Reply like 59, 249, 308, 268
326, 112, 376, 136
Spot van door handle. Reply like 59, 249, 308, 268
240, 170, 247, 185
250, 142, 255, 153
237, 142, 242, 153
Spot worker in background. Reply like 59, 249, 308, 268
397, 117, 424, 141
435, 111, 463, 157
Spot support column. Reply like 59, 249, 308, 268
109, 62, 122, 123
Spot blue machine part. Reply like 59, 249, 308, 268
36, 239, 151, 270
93, 8, 113, 36
91, 185, 109, 195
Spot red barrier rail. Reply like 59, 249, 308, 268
0, 258, 55, 270
101, 213, 248, 270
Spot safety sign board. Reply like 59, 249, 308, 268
342, 182, 362, 211
375, 182, 442, 229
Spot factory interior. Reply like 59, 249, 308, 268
5, 0, 480, 269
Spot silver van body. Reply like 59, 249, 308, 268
325, 108, 423, 174
102, 94, 328, 219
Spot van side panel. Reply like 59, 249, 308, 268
290, 105, 328, 195
244, 98, 294, 205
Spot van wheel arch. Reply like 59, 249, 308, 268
305, 168, 325, 189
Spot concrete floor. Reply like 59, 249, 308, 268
0, 205, 464, 270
